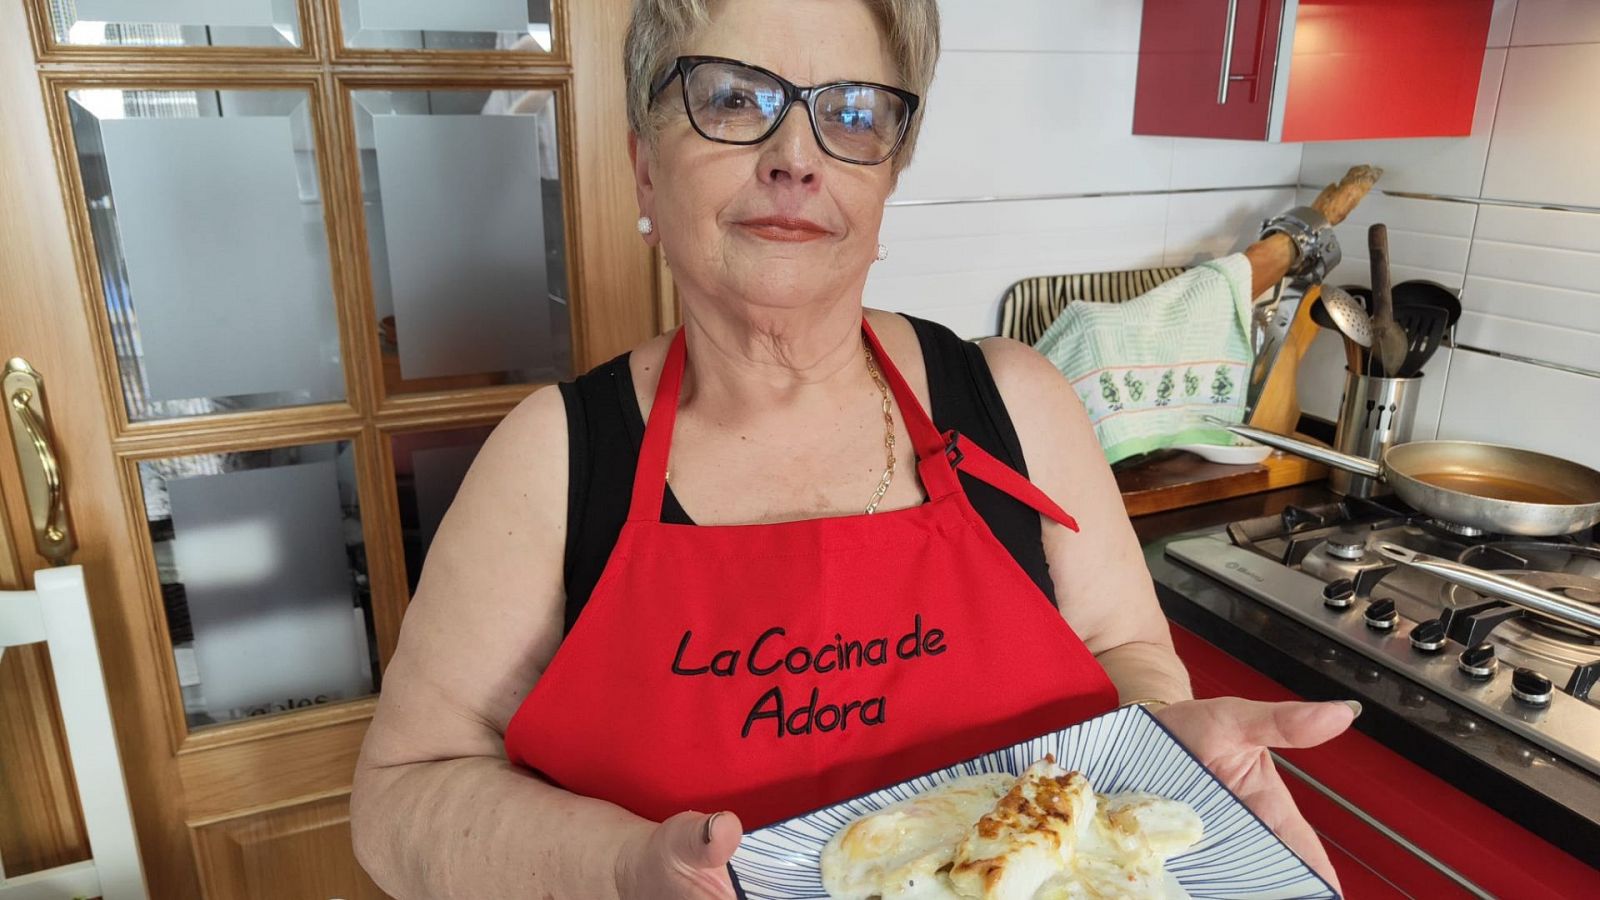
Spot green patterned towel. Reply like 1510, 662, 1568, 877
1033, 254, 1254, 464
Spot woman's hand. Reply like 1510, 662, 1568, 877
1155, 697, 1357, 896
615, 810, 743, 899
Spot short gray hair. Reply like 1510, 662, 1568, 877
624, 0, 941, 173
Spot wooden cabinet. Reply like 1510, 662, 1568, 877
1134, 0, 1495, 142
0, 0, 656, 897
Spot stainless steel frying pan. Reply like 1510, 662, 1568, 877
1222, 424, 1600, 536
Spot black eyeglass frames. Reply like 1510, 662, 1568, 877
648, 55, 921, 166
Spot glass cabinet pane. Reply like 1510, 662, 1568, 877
352, 88, 572, 395
391, 426, 494, 591
48, 0, 302, 48
140, 441, 378, 729
339, 0, 553, 52
67, 89, 345, 421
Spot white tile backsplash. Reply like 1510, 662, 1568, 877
1298, 49, 1507, 199
1170, 139, 1304, 192
1458, 205, 1600, 372
1294, 190, 1479, 291
895, 51, 1175, 201
1436, 349, 1600, 471
1489, 0, 1520, 47
1163, 188, 1297, 268
1509, 0, 1600, 46
869, 194, 1169, 336
1481, 43, 1600, 208
939, 0, 1143, 53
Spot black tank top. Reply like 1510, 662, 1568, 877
558, 315, 1055, 633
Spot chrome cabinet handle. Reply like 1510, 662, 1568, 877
1218, 0, 1241, 104
5, 358, 76, 565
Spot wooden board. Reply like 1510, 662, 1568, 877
1118, 449, 1328, 518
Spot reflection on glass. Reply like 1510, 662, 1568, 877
353, 88, 572, 395
68, 88, 344, 422
48, 0, 301, 48
391, 426, 494, 591
140, 442, 377, 730
340, 0, 553, 52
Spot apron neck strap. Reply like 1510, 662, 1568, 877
628, 321, 963, 523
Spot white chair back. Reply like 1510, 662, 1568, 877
0, 566, 148, 900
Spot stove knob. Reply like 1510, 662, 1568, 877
1410, 619, 1447, 653
1322, 578, 1357, 610
1364, 598, 1399, 631
1511, 668, 1554, 708
1457, 643, 1498, 680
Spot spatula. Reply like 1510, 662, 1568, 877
1395, 303, 1449, 377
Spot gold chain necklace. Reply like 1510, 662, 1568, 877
863, 342, 897, 514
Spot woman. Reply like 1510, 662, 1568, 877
351, 1, 1369, 896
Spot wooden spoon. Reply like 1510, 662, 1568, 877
1367, 224, 1408, 377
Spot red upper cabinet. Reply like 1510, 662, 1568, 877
1134, 0, 1495, 142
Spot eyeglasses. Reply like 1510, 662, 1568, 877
649, 55, 920, 167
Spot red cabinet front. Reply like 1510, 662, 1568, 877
1134, 0, 1288, 140
1134, 0, 1493, 142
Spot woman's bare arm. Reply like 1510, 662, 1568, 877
979, 340, 1192, 704
350, 386, 650, 898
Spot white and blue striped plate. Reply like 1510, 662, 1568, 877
729, 705, 1338, 899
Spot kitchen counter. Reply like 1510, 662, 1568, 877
1136, 485, 1600, 894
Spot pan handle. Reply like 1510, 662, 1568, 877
1375, 543, 1600, 635
1208, 419, 1385, 480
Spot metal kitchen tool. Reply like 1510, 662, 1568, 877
1328, 371, 1420, 498
1245, 281, 1298, 412
1321, 285, 1373, 375
1375, 542, 1600, 636
1216, 420, 1600, 536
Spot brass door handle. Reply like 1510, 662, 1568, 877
5, 358, 76, 564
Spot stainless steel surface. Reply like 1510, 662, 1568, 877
1376, 542, 1600, 636
1322, 286, 1373, 347
1222, 422, 1386, 478
1384, 442, 1600, 537
1218, 0, 1240, 104
1220, 424, 1600, 537
1246, 284, 1298, 411
1330, 372, 1420, 499
1165, 532, 1600, 779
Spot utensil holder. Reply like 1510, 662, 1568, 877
1330, 371, 1421, 498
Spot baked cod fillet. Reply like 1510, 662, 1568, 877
947, 757, 1095, 898
821, 773, 1014, 899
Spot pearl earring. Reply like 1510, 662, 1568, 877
876, 244, 889, 261
637, 216, 654, 235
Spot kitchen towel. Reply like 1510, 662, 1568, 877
1033, 254, 1254, 465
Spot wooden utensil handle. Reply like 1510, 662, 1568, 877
1369, 223, 1394, 318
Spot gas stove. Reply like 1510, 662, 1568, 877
1162, 495, 1600, 779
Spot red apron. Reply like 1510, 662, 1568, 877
504, 321, 1117, 828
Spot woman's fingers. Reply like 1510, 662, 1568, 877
1236, 753, 1343, 895
1231, 700, 1357, 751
659, 810, 744, 872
